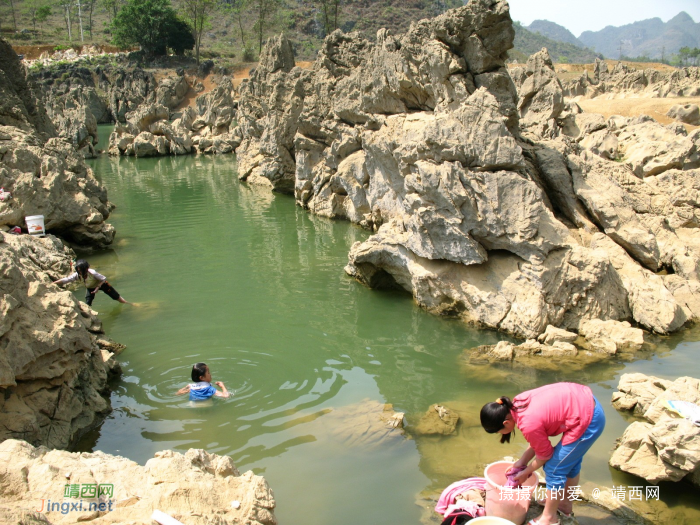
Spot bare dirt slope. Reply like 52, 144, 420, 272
578, 96, 700, 129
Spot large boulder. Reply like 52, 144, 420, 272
0, 39, 115, 248
236, 34, 311, 192
0, 233, 120, 448
610, 374, 700, 486
510, 48, 564, 139
0, 130, 115, 247
578, 319, 644, 353
0, 439, 277, 525
611, 373, 672, 415
667, 103, 700, 126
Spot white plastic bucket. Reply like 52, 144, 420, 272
470, 517, 517, 525
484, 461, 539, 525
25, 215, 45, 236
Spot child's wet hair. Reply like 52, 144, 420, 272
191, 362, 208, 382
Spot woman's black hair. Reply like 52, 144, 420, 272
191, 362, 208, 382
75, 259, 90, 278
480, 396, 518, 444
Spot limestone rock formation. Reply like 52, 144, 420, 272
0, 439, 277, 525
610, 374, 700, 486
0, 233, 121, 448
611, 373, 672, 416
578, 319, 644, 353
232, 3, 700, 340
235, 34, 311, 192
561, 62, 700, 100
108, 78, 239, 157
667, 103, 700, 126
537, 325, 577, 346
510, 48, 564, 139
42, 85, 100, 158
1, 38, 115, 248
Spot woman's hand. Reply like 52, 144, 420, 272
512, 467, 532, 483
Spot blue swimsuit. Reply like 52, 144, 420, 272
189, 381, 217, 401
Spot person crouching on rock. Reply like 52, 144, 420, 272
480, 382, 606, 525
53, 259, 131, 306
177, 362, 230, 400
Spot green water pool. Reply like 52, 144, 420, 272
75, 125, 700, 524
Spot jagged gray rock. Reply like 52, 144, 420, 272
562, 63, 700, 99
610, 374, 700, 486
231, 4, 700, 340
0, 440, 277, 525
0, 38, 115, 247
108, 78, 238, 157
0, 233, 121, 448
667, 103, 700, 125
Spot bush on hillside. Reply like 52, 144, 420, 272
111, 0, 193, 56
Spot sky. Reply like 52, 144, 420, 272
508, 0, 700, 37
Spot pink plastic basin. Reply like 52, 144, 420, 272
483, 461, 539, 525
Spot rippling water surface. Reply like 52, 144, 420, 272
78, 125, 700, 524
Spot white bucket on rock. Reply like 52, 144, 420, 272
25, 215, 45, 236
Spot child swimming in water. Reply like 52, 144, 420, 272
53, 259, 131, 306
176, 362, 230, 400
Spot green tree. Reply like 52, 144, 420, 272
176, 0, 216, 64
679, 46, 692, 67
167, 17, 194, 55
222, 0, 248, 55
58, 0, 73, 41
111, 0, 180, 55
103, 0, 125, 24
4, 0, 18, 31
36, 4, 51, 36
253, 0, 280, 53
23, 0, 44, 32
316, 0, 341, 36
84, 0, 97, 38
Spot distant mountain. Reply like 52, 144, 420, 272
527, 20, 584, 47
512, 22, 602, 64
578, 12, 700, 59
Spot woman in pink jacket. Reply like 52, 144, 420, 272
480, 382, 605, 525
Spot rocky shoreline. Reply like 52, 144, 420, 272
3, 0, 700, 522
229, 0, 700, 341
1, 34, 280, 524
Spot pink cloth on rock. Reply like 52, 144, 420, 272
443, 500, 485, 519
511, 382, 595, 461
435, 477, 487, 515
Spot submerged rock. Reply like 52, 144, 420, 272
414, 404, 460, 436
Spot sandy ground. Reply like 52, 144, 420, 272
577, 96, 700, 130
